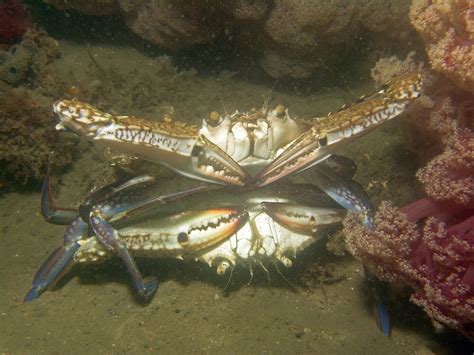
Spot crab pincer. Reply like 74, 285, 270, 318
53, 100, 251, 187
254, 72, 422, 187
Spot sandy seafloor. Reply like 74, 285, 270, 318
0, 42, 471, 354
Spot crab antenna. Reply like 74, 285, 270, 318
246, 263, 255, 286
219, 97, 228, 116
258, 260, 272, 283
272, 261, 297, 289
262, 80, 278, 112
223, 266, 235, 293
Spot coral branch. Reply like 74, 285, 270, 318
345, 67, 474, 338
410, 0, 474, 93
344, 200, 474, 339
417, 129, 474, 205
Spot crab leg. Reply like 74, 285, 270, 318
40, 175, 161, 226
41, 175, 79, 225
53, 100, 251, 186
26, 176, 214, 301
87, 204, 249, 298
78, 175, 215, 224
255, 72, 422, 187
89, 209, 159, 298
24, 217, 88, 302
309, 166, 374, 227
306, 161, 392, 335
260, 161, 372, 233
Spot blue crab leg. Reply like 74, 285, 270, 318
309, 166, 374, 227
41, 175, 79, 225
82, 175, 156, 207
67, 176, 213, 299
262, 168, 390, 335
29, 176, 212, 301
309, 166, 391, 335
78, 175, 158, 222
366, 268, 391, 336
24, 216, 88, 302
89, 208, 158, 299
41, 174, 206, 226
79, 175, 216, 224
254, 73, 422, 187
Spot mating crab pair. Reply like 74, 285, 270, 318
24, 72, 422, 304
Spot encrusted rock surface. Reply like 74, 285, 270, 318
42, 0, 416, 79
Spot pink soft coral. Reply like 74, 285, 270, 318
410, 0, 474, 93
344, 100, 474, 338
418, 129, 474, 205
345, 196, 474, 339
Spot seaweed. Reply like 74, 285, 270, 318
0, 85, 75, 186
0, 29, 60, 89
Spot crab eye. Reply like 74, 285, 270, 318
191, 145, 203, 157
204, 111, 223, 127
177, 232, 189, 245
273, 104, 286, 118
319, 134, 328, 146
212, 258, 232, 275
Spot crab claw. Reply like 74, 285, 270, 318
156, 207, 250, 252
89, 205, 248, 299
255, 72, 422, 187
53, 100, 251, 186
181, 136, 251, 186
262, 202, 345, 234
116, 206, 250, 255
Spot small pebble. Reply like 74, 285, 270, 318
295, 331, 305, 339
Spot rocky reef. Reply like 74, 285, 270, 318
42, 0, 417, 79
0, 30, 75, 186
0, 0, 29, 47
0, 29, 60, 87
0, 85, 75, 185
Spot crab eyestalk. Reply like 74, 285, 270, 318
254, 72, 423, 187
54, 100, 251, 186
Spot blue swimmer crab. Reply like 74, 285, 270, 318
24, 72, 422, 305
